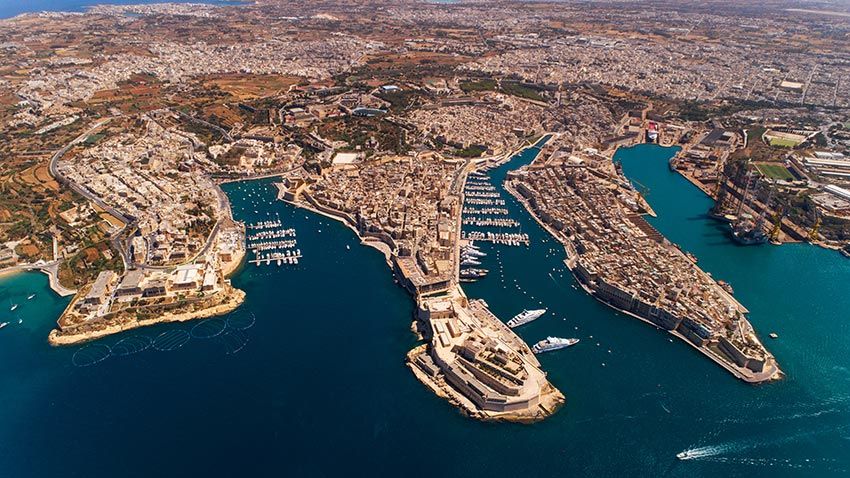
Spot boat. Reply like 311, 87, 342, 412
707, 209, 737, 223
459, 268, 488, 282
532, 337, 579, 354
27, 294, 36, 300
506, 308, 547, 328
676, 451, 697, 460
730, 219, 768, 245
462, 247, 487, 258
460, 258, 482, 266
10, 304, 18, 312
646, 121, 659, 143
0, 322, 7, 329
769, 332, 779, 339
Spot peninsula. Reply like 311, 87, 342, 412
277, 142, 565, 422
505, 139, 782, 382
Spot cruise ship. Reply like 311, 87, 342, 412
646, 121, 659, 143
506, 308, 547, 328
532, 337, 579, 354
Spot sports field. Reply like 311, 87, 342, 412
755, 162, 795, 181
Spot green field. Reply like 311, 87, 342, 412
767, 136, 802, 148
755, 163, 795, 181
459, 79, 497, 93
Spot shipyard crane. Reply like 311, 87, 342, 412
769, 207, 786, 243
809, 209, 822, 241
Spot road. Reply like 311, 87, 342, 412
48, 117, 136, 270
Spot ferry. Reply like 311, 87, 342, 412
532, 337, 579, 354
507, 308, 547, 328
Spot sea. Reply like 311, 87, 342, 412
0, 0, 243, 19
1, 142, 849, 477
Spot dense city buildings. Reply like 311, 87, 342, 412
506, 144, 781, 381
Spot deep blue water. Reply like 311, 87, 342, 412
0, 142, 848, 477
0, 0, 243, 19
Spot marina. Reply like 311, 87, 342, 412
245, 215, 302, 267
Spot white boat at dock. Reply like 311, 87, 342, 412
507, 308, 547, 328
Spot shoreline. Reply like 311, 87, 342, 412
0, 263, 77, 297
48, 286, 245, 346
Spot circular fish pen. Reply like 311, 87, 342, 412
226, 312, 256, 331
110, 335, 152, 357
191, 318, 227, 339
72, 344, 112, 367
219, 329, 249, 355
152, 330, 191, 352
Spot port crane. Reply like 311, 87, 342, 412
808, 209, 822, 241
769, 207, 785, 243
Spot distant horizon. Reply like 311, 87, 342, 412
0, 0, 243, 20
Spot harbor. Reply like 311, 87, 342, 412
0, 150, 849, 476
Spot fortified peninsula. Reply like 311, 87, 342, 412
505, 138, 782, 383
276, 142, 565, 422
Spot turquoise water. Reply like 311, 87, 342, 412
0, 0, 244, 19
0, 143, 848, 476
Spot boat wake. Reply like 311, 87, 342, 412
677, 423, 850, 463
677, 443, 737, 460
